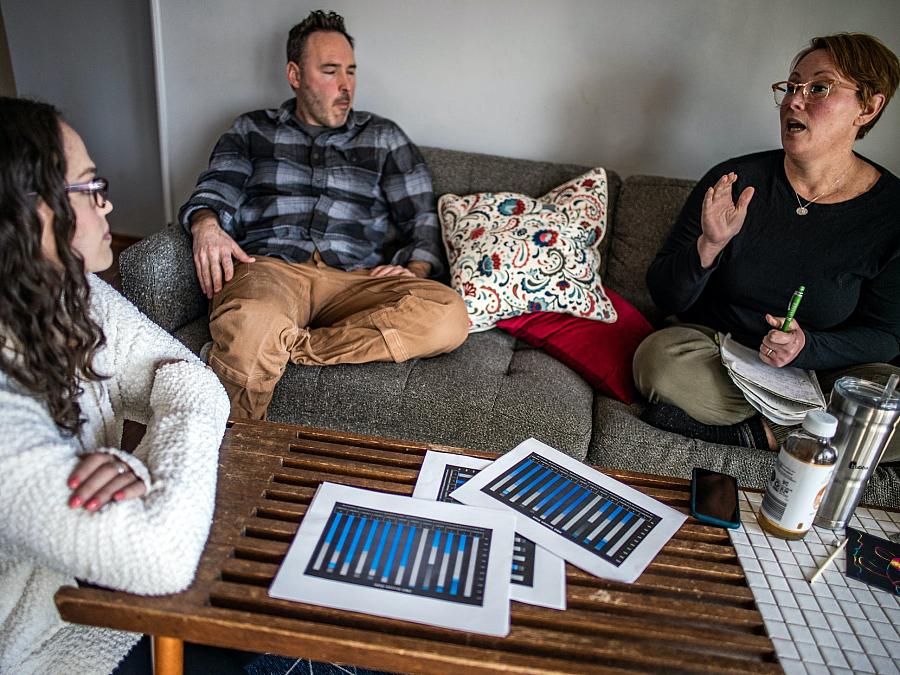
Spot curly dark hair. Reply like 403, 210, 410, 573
286, 10, 354, 65
0, 97, 107, 435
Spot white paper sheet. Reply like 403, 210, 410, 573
269, 482, 515, 636
413, 451, 567, 610
450, 438, 687, 583
719, 333, 826, 407
731, 372, 819, 426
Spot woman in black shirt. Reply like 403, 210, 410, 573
634, 33, 900, 462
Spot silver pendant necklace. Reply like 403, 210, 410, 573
793, 164, 852, 216
794, 195, 814, 216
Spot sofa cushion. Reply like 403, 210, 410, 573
266, 329, 594, 459
588, 397, 899, 508
421, 147, 621, 280
120, 224, 205, 333
174, 320, 593, 457
496, 288, 653, 404
440, 168, 615, 331
173, 316, 210, 353
604, 175, 695, 325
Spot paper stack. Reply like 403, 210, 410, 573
718, 332, 826, 425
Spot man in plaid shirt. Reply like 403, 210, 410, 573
179, 11, 468, 419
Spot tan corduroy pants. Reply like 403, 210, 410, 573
633, 324, 900, 463
208, 255, 469, 419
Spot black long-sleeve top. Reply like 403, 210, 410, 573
646, 150, 900, 370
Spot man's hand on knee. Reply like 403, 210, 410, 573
190, 210, 256, 298
369, 264, 416, 278
369, 261, 431, 279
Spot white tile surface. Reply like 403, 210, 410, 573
818, 646, 849, 669
868, 655, 900, 675
835, 629, 864, 653
844, 650, 875, 673
730, 492, 900, 674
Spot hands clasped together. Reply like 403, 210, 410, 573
67, 453, 146, 511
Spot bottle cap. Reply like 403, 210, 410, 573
802, 409, 838, 438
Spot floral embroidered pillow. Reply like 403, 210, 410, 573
439, 168, 616, 332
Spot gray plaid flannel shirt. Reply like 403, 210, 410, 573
179, 100, 443, 274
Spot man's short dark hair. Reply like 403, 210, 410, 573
286, 10, 354, 65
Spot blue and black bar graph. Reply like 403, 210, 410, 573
438, 465, 480, 503
439, 463, 536, 588
305, 502, 491, 605
482, 453, 660, 566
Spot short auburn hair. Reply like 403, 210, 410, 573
793, 33, 899, 139
286, 10, 354, 65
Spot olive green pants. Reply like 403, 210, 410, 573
632, 324, 900, 463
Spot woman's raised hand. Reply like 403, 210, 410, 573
697, 173, 755, 267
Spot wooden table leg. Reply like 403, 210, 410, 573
151, 635, 184, 675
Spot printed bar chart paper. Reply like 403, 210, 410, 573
413, 451, 567, 609
269, 482, 516, 636
451, 438, 687, 583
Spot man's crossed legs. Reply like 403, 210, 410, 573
208, 255, 469, 419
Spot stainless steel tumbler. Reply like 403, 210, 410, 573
813, 377, 900, 530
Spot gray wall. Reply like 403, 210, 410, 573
3, 1, 899, 234
156, 0, 900, 224
2, 0, 164, 237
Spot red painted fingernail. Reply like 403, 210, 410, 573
69, 496, 83, 508
86, 499, 100, 511
68, 477, 80, 489
113, 491, 125, 501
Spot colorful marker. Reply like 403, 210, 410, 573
781, 286, 805, 332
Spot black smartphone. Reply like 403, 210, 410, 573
690, 467, 740, 529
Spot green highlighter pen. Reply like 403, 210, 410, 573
781, 286, 805, 332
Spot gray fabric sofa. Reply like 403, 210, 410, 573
119, 147, 899, 508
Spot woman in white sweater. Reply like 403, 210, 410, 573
0, 98, 235, 673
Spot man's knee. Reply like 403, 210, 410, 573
209, 296, 297, 378
210, 364, 277, 421
428, 287, 469, 353
403, 284, 469, 357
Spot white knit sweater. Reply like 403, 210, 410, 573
0, 276, 230, 675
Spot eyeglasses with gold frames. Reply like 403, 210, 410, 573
772, 80, 858, 106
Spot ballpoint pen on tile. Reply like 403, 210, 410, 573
808, 538, 847, 583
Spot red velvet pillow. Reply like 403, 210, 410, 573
496, 288, 653, 404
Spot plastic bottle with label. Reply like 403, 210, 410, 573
757, 409, 839, 540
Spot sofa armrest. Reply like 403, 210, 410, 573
119, 224, 208, 333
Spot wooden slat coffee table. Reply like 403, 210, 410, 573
56, 419, 781, 674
